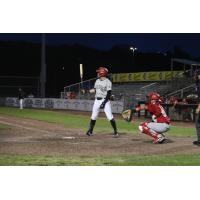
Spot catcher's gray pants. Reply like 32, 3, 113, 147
147, 122, 170, 134
195, 114, 200, 141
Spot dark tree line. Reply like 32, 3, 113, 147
0, 41, 198, 97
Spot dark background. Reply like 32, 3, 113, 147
0, 33, 200, 97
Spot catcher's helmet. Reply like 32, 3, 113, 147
148, 92, 160, 101
96, 67, 108, 77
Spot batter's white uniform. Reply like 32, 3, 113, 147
91, 78, 113, 121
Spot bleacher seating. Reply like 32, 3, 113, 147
60, 67, 197, 110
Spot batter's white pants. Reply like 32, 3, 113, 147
19, 99, 23, 109
91, 99, 113, 121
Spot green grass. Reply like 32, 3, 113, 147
169, 125, 195, 137
0, 107, 141, 135
0, 123, 11, 130
0, 106, 198, 166
1, 154, 200, 166
0, 106, 196, 137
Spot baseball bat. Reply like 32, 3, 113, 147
80, 64, 83, 81
80, 64, 84, 93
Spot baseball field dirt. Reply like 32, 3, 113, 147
0, 114, 199, 158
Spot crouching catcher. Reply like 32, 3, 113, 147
122, 92, 170, 144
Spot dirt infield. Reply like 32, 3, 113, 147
0, 114, 199, 157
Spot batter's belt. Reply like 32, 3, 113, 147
96, 97, 104, 100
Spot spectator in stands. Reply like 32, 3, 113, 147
169, 96, 178, 105
179, 98, 192, 121
194, 69, 200, 100
69, 92, 76, 99
66, 92, 71, 99
187, 94, 198, 104
168, 96, 181, 121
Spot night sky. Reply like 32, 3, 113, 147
1, 33, 200, 97
0, 33, 200, 57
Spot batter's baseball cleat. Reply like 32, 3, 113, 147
113, 132, 119, 138
86, 131, 93, 136
153, 134, 165, 144
193, 141, 200, 146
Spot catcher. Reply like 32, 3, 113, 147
122, 92, 170, 144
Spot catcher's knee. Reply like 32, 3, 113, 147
138, 125, 143, 132
138, 122, 148, 133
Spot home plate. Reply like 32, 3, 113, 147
62, 136, 76, 140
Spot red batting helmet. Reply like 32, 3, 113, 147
96, 67, 108, 77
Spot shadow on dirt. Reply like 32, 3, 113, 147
143, 138, 174, 144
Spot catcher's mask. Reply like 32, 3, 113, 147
148, 92, 160, 101
96, 67, 108, 77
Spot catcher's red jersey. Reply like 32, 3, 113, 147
147, 103, 170, 124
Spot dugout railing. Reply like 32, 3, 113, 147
61, 74, 113, 99
165, 84, 196, 99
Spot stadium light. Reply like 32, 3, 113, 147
130, 46, 137, 55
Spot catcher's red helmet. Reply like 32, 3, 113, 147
96, 67, 108, 77
148, 92, 160, 101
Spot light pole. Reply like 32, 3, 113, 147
40, 33, 46, 98
130, 46, 137, 67
130, 46, 137, 55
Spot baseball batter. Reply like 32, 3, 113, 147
86, 67, 118, 137
136, 92, 170, 144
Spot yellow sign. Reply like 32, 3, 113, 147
112, 71, 184, 82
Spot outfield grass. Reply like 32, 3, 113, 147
1, 154, 200, 166
0, 106, 196, 137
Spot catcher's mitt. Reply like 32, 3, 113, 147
121, 109, 134, 122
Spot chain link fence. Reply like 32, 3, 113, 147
0, 76, 40, 97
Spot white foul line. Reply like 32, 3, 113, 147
0, 119, 77, 139
0, 120, 53, 134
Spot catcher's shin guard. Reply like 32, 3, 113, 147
139, 122, 158, 140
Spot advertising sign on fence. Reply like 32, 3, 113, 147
4, 97, 124, 114
112, 71, 184, 82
